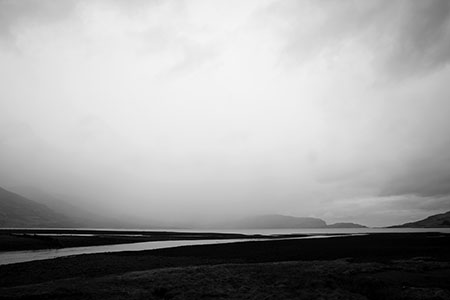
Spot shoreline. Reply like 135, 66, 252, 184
0, 234, 352, 266
0, 229, 284, 252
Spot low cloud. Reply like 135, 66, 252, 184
1, 0, 450, 226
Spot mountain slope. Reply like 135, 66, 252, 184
0, 186, 74, 228
391, 211, 450, 228
12, 187, 133, 228
232, 214, 327, 229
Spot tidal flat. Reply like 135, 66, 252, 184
0, 229, 274, 252
1, 233, 449, 299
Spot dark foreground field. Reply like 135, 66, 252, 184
1, 233, 450, 300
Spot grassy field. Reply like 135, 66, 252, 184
1, 233, 449, 299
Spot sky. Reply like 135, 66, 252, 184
1, 0, 450, 227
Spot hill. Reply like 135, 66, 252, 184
391, 211, 450, 228
0, 186, 74, 228
232, 214, 327, 229
327, 222, 367, 228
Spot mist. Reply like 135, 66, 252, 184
1, 0, 450, 227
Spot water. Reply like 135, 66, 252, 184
1, 227, 448, 266
138, 227, 450, 235
0, 238, 264, 266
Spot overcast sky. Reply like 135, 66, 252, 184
1, 0, 450, 227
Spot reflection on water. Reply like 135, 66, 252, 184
1, 227, 448, 266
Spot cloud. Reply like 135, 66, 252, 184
383, 0, 450, 77
138, 22, 221, 75
261, 0, 450, 78
3, 0, 450, 76
1, 0, 450, 226
385, 194, 450, 212
381, 151, 450, 197
0, 0, 220, 73
0, 0, 160, 40
0, 0, 77, 40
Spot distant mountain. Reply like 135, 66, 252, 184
0, 186, 74, 228
232, 214, 327, 229
12, 187, 118, 228
327, 222, 367, 228
11, 187, 151, 229
211, 214, 367, 229
391, 211, 450, 228
13, 187, 92, 223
